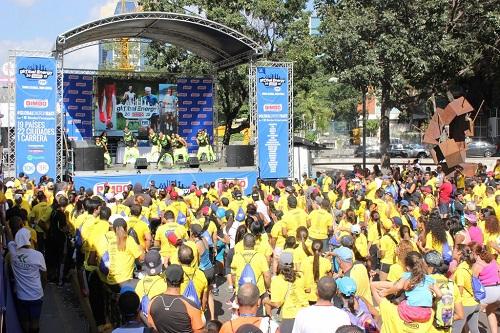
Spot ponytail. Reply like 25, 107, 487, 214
346, 295, 356, 314
115, 226, 127, 251
311, 240, 323, 282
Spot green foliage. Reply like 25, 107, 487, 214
365, 120, 379, 137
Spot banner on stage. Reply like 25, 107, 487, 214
94, 78, 177, 136
74, 169, 258, 196
256, 66, 289, 179
15, 56, 57, 180
63, 74, 93, 141
177, 78, 214, 152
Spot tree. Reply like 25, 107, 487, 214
365, 120, 379, 137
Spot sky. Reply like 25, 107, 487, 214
0, 0, 119, 70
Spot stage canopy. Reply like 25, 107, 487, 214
54, 12, 263, 70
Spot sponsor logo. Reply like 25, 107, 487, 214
198, 114, 207, 119
82, 106, 93, 111
22, 162, 36, 175
182, 85, 192, 90
68, 89, 78, 95
191, 121, 200, 126
75, 113, 85, 117
177, 92, 187, 97
196, 85, 207, 90
183, 129, 192, 134
197, 101, 207, 105
68, 75, 79, 80
83, 75, 93, 81
75, 98, 86, 103
183, 101, 192, 105
24, 99, 48, 108
63, 98, 69, 103
264, 104, 282, 112
178, 107, 187, 112
202, 79, 212, 84
183, 114, 193, 119
215, 177, 249, 192
190, 79, 200, 84
68, 105, 78, 110
259, 74, 285, 87
36, 162, 50, 175
177, 78, 187, 84
94, 182, 131, 194
203, 121, 213, 125
75, 82, 86, 87
63, 82, 69, 87
18, 65, 53, 79
202, 107, 212, 112
203, 93, 212, 97
178, 121, 188, 126
191, 93, 200, 97
82, 90, 92, 95
82, 121, 92, 125
191, 107, 200, 112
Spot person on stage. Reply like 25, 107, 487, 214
123, 126, 136, 147
148, 127, 160, 163
196, 129, 215, 162
172, 133, 188, 163
156, 132, 173, 168
95, 132, 111, 167
123, 141, 140, 166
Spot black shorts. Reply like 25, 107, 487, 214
16, 298, 43, 322
203, 266, 215, 285
380, 262, 391, 273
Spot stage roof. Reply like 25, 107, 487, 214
55, 12, 263, 70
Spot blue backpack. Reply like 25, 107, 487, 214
99, 235, 111, 276
183, 271, 201, 308
74, 226, 84, 249
235, 207, 246, 222
140, 278, 162, 316
238, 253, 257, 286
471, 275, 486, 302
177, 211, 187, 225
442, 242, 452, 264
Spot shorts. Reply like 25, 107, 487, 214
380, 262, 391, 274
481, 284, 500, 305
16, 298, 43, 322
203, 266, 216, 285
438, 203, 450, 215
397, 300, 432, 323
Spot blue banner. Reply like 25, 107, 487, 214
15, 56, 57, 180
63, 74, 94, 141
256, 67, 289, 179
74, 169, 258, 196
177, 78, 214, 152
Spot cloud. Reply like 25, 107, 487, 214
64, 44, 98, 70
0, 38, 53, 66
89, 0, 117, 20
8, 0, 38, 7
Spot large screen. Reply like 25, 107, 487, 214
94, 78, 178, 136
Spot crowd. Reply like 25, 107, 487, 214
1, 158, 500, 333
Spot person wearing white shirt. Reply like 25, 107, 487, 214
292, 277, 351, 333
8, 228, 47, 333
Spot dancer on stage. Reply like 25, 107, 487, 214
172, 133, 188, 163
196, 129, 215, 162
156, 132, 173, 168
95, 132, 111, 167
123, 126, 136, 147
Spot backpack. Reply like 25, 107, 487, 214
128, 227, 140, 245
344, 296, 379, 333
177, 211, 187, 225
471, 275, 486, 302
140, 278, 162, 316
433, 278, 454, 329
235, 207, 246, 222
238, 253, 257, 286
442, 242, 452, 264
140, 215, 150, 226
183, 271, 201, 309
99, 235, 111, 276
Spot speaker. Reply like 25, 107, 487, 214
73, 141, 105, 171
188, 156, 200, 168
226, 145, 255, 167
134, 158, 148, 169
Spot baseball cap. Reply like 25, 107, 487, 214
333, 246, 353, 262
143, 249, 163, 276
350, 224, 361, 235
421, 186, 432, 194
340, 235, 354, 248
424, 251, 444, 268
109, 214, 127, 224
5, 181, 14, 188
165, 264, 184, 285
392, 216, 403, 227
285, 186, 294, 193
115, 193, 124, 201
190, 223, 203, 237
15, 228, 31, 249
336, 276, 357, 297
195, 190, 202, 197
279, 252, 293, 267
465, 213, 477, 224
400, 200, 409, 207
200, 206, 210, 216
420, 203, 430, 213
276, 181, 285, 189
170, 191, 178, 200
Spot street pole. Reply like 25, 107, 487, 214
362, 87, 367, 172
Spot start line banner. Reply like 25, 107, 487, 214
15, 56, 57, 180
256, 66, 289, 179
73, 169, 258, 196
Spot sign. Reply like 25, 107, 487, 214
256, 67, 289, 179
15, 56, 57, 180
73, 169, 258, 196
177, 78, 214, 152
63, 74, 93, 141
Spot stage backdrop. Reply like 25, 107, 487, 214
176, 78, 214, 152
63, 74, 93, 141
94, 78, 177, 136
15, 56, 57, 180
73, 169, 258, 196
256, 66, 289, 179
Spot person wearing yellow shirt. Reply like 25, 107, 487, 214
321, 172, 333, 195
481, 186, 497, 209
29, 192, 53, 235
227, 191, 247, 216
128, 204, 152, 252
483, 215, 500, 263
351, 224, 368, 259
307, 199, 334, 249
422, 186, 436, 210
80, 202, 106, 271
178, 245, 208, 311
231, 234, 271, 313
134, 249, 167, 319
265, 252, 308, 332
386, 239, 414, 282
112, 193, 130, 217
207, 183, 219, 203
94, 218, 144, 287
303, 240, 332, 303
452, 245, 480, 333
154, 210, 187, 263
333, 246, 373, 305
378, 218, 399, 281
424, 172, 437, 193
422, 216, 454, 256
281, 196, 307, 238
473, 179, 487, 202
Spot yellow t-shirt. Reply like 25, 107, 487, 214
180, 265, 208, 306
303, 255, 332, 302
231, 250, 269, 296
365, 181, 378, 201
367, 220, 381, 246
271, 221, 286, 249
425, 232, 454, 255
423, 195, 435, 210
29, 201, 53, 232
473, 184, 486, 200
387, 262, 405, 282
270, 274, 308, 319
380, 232, 398, 265
155, 222, 188, 258
307, 209, 333, 240
426, 178, 437, 192
135, 274, 167, 302
322, 176, 333, 193
127, 217, 150, 250
348, 263, 373, 305
281, 208, 308, 236
83, 219, 110, 271
354, 233, 369, 258
96, 231, 143, 285
379, 298, 434, 333
454, 261, 478, 307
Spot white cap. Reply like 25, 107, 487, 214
15, 228, 31, 249
351, 224, 361, 235
5, 181, 14, 188
104, 192, 115, 201
201, 188, 208, 194
114, 193, 124, 201
55, 191, 67, 199
109, 214, 128, 224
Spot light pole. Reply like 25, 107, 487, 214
362, 87, 367, 171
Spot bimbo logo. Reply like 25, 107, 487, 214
94, 182, 131, 194
215, 178, 249, 192
68, 75, 79, 80
19, 65, 53, 79
24, 99, 48, 108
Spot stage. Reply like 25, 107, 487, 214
73, 164, 258, 195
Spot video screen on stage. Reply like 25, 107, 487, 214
94, 78, 178, 136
